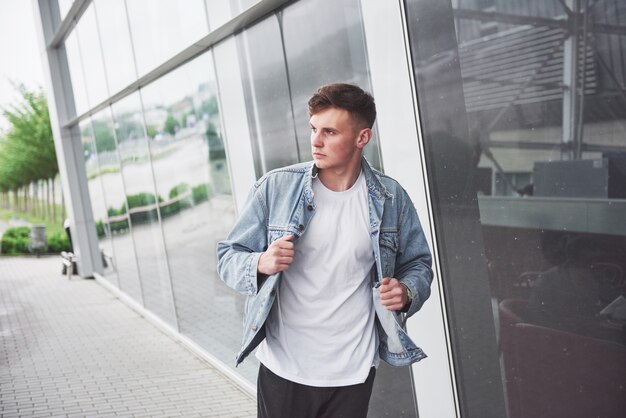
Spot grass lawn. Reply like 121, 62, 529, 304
0, 208, 65, 236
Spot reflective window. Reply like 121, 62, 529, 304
64, 30, 88, 117
230, 0, 260, 15
238, 16, 300, 174
238, 0, 381, 178
281, 0, 380, 169
75, 4, 109, 108
91, 107, 143, 302
126, 0, 209, 77
406, 0, 626, 416
94, 0, 137, 95
138, 51, 251, 379
111, 93, 176, 327
58, 0, 73, 21
80, 118, 118, 286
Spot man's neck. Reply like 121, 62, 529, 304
318, 164, 362, 192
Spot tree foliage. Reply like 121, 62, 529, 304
0, 85, 58, 193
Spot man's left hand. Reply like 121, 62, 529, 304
379, 277, 409, 311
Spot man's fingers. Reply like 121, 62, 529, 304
273, 235, 295, 250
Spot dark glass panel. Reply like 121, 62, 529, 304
406, 0, 626, 416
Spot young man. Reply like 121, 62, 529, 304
217, 83, 433, 418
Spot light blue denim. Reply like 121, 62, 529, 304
217, 157, 433, 366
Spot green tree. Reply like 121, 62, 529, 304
92, 119, 116, 152
0, 85, 58, 218
164, 114, 179, 136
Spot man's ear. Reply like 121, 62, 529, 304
357, 128, 372, 149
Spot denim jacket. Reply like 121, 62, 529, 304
217, 157, 433, 367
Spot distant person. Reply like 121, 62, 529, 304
217, 83, 433, 418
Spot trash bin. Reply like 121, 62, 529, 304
29, 224, 48, 256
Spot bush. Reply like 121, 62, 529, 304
1, 226, 31, 255
192, 184, 212, 204
3, 226, 30, 239
47, 231, 70, 252
95, 220, 105, 237
126, 192, 159, 224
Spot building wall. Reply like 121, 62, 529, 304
35, 0, 626, 417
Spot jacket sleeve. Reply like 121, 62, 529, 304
216, 184, 268, 296
396, 193, 434, 318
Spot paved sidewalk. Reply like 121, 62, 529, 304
0, 256, 256, 418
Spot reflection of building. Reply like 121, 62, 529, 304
35, 1, 625, 417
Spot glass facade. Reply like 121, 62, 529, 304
406, 0, 626, 416
238, 0, 381, 177
40, 0, 626, 416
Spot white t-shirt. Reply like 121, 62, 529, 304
256, 170, 378, 387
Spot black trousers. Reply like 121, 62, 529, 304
257, 363, 376, 418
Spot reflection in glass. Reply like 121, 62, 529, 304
64, 30, 88, 117
238, 0, 381, 178
80, 119, 118, 286
139, 51, 255, 380
112, 93, 176, 327
407, 0, 626, 416
126, 0, 209, 76
282, 0, 381, 169
94, 0, 137, 95
58, 0, 73, 21
238, 15, 299, 175
91, 107, 143, 302
230, 0, 260, 15
75, 3, 109, 108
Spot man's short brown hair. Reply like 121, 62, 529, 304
308, 83, 376, 129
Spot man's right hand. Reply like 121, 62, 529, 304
257, 235, 295, 275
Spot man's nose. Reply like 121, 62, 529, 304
311, 131, 323, 148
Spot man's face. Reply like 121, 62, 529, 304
309, 107, 370, 172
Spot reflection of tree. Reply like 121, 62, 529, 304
199, 96, 219, 117
146, 125, 158, 139
164, 114, 180, 136
91, 119, 116, 152
206, 122, 225, 160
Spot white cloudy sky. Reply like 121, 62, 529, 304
0, 0, 45, 133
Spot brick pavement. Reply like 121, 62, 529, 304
0, 256, 256, 418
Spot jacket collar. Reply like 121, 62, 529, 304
304, 156, 391, 202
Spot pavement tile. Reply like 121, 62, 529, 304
0, 256, 255, 418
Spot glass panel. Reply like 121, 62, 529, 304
281, 0, 381, 170
58, 0, 73, 21
406, 0, 626, 416
139, 51, 254, 379
64, 30, 88, 117
111, 93, 176, 327
91, 107, 143, 301
230, 0, 260, 15
80, 118, 118, 285
238, 15, 299, 175
94, 0, 137, 95
126, 0, 209, 77
238, 0, 381, 178
75, 4, 109, 108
